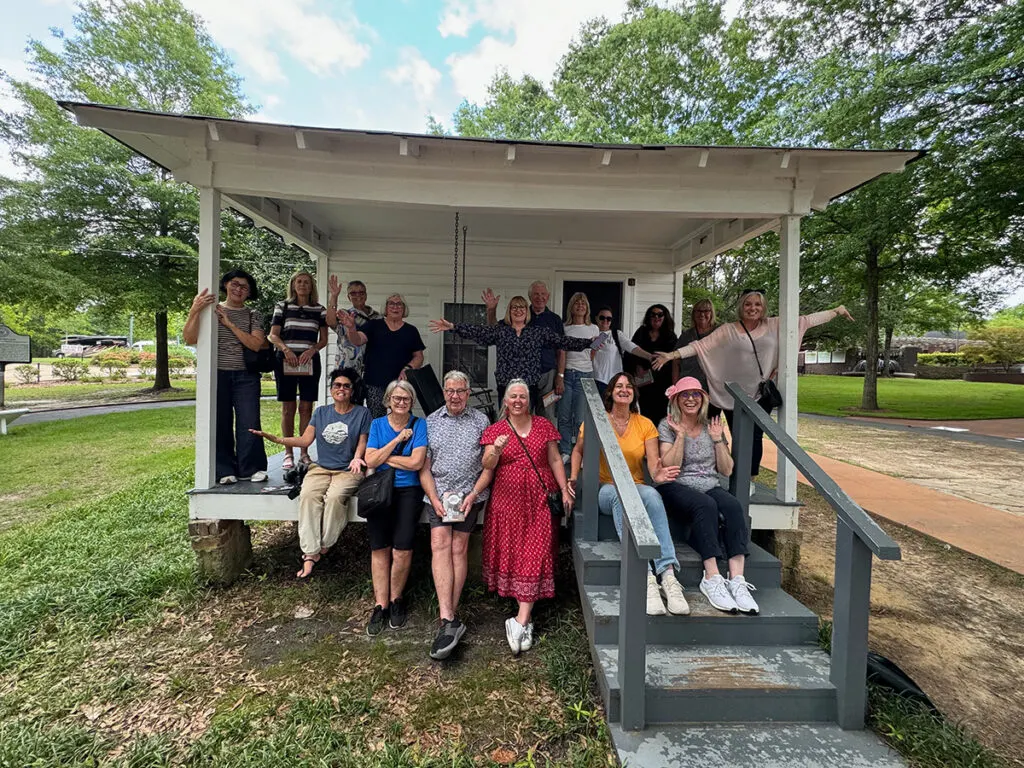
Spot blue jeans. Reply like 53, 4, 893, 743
216, 369, 267, 480
598, 483, 680, 575
557, 369, 593, 454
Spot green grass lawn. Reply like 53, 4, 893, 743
798, 375, 1024, 420
4, 378, 277, 407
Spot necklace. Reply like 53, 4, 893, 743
610, 413, 630, 434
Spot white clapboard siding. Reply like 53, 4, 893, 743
323, 237, 676, 386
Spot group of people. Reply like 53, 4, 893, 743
184, 269, 852, 657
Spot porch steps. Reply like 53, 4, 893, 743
572, 526, 905, 766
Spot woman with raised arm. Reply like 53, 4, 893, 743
568, 372, 688, 617
655, 378, 758, 615
267, 270, 328, 469
183, 268, 268, 485
430, 296, 600, 413
480, 380, 571, 655
337, 292, 425, 419
363, 379, 429, 637
250, 367, 370, 579
652, 289, 853, 483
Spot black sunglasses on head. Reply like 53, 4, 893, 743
740, 288, 766, 297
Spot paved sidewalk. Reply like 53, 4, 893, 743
762, 442, 1024, 576
849, 416, 1024, 441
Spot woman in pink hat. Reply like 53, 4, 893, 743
655, 377, 759, 616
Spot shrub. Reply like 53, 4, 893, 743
111, 368, 128, 381
98, 359, 129, 378
52, 359, 89, 382
93, 349, 132, 367
167, 356, 191, 376
13, 364, 36, 385
916, 352, 966, 367
972, 326, 1024, 372
138, 352, 156, 377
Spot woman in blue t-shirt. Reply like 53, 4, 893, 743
250, 367, 371, 579
364, 379, 428, 636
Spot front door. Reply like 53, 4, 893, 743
560, 279, 625, 326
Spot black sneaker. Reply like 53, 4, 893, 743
366, 604, 388, 637
429, 618, 466, 660
389, 596, 408, 629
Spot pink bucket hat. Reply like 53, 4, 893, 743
665, 376, 708, 401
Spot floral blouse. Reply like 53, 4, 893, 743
453, 322, 593, 387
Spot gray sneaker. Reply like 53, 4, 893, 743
520, 622, 534, 652
429, 618, 466, 660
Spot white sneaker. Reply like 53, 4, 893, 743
250, 471, 269, 482
520, 622, 534, 651
218, 475, 237, 485
727, 575, 760, 615
659, 568, 690, 615
505, 617, 525, 655
700, 574, 739, 614
646, 571, 667, 616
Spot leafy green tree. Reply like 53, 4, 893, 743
988, 304, 1024, 329
972, 326, 1024, 372
0, 0, 252, 389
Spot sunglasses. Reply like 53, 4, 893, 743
678, 390, 703, 400
331, 382, 353, 390
597, 315, 613, 321
650, 311, 665, 318
740, 288, 766, 297
348, 290, 366, 296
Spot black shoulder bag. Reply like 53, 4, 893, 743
243, 309, 276, 374
742, 324, 783, 412
355, 416, 418, 518
506, 418, 565, 518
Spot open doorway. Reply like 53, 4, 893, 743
559, 279, 626, 326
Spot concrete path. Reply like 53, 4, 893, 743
801, 413, 1024, 452
15, 399, 198, 425
762, 442, 1024, 576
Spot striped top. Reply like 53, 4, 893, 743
271, 302, 327, 353
218, 305, 264, 371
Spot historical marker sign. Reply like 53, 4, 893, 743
0, 324, 31, 365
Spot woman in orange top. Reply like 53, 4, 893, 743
569, 372, 688, 616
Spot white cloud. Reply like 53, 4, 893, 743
183, 0, 372, 83
385, 47, 442, 104
439, 0, 637, 104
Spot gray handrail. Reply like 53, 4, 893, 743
724, 383, 900, 560
580, 378, 661, 559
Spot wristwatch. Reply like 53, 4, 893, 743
557, 372, 565, 378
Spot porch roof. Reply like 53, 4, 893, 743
59, 101, 924, 265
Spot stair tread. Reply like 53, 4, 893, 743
608, 722, 906, 767
596, 644, 834, 692
585, 584, 819, 623
575, 536, 781, 566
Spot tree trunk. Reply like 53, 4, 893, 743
882, 325, 894, 378
153, 310, 171, 390
861, 247, 880, 410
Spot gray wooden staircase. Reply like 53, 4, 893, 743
572, 380, 906, 767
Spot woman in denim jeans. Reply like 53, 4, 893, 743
556, 292, 598, 461
183, 268, 268, 485
568, 372, 689, 616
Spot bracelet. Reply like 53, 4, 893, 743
713, 438, 727, 445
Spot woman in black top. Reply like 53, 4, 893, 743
672, 299, 717, 392
267, 270, 328, 469
629, 304, 677, 424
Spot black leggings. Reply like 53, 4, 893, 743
367, 485, 421, 551
709, 405, 763, 478
657, 484, 749, 562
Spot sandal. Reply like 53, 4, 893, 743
282, 452, 295, 470
299, 454, 312, 467
296, 553, 319, 579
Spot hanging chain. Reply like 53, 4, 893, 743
452, 211, 460, 306
461, 225, 468, 305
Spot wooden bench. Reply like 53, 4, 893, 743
0, 408, 29, 435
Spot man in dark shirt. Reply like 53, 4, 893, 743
485, 280, 564, 419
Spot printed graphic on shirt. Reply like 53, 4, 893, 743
322, 420, 350, 445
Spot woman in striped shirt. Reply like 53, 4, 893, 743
268, 271, 328, 469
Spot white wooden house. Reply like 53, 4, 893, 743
59, 101, 922, 531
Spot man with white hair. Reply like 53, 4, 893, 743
420, 370, 493, 660
485, 280, 564, 420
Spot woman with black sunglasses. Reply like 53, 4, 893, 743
592, 306, 653, 396
629, 304, 677, 424
652, 289, 852, 483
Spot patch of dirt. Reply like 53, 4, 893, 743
796, 418, 1024, 517
789, 483, 1024, 766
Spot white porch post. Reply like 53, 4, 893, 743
195, 187, 221, 489
316, 249, 330, 408
777, 215, 800, 503
672, 266, 687, 326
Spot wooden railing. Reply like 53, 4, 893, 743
578, 378, 661, 731
724, 382, 902, 729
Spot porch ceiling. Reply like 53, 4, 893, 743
59, 102, 924, 261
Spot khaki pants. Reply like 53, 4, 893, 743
298, 464, 363, 555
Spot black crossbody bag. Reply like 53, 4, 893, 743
506, 418, 565, 519
243, 310, 276, 374
355, 416, 418, 518
742, 324, 783, 412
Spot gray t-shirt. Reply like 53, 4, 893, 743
310, 404, 372, 470
656, 419, 720, 492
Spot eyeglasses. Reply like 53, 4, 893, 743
331, 382, 353, 390
650, 311, 665, 318
444, 388, 469, 396
678, 390, 703, 400
391, 395, 412, 404
694, 310, 713, 315
226, 280, 250, 291
386, 300, 404, 307
510, 305, 528, 311
597, 315, 613, 322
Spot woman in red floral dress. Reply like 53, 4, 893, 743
481, 379, 573, 655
